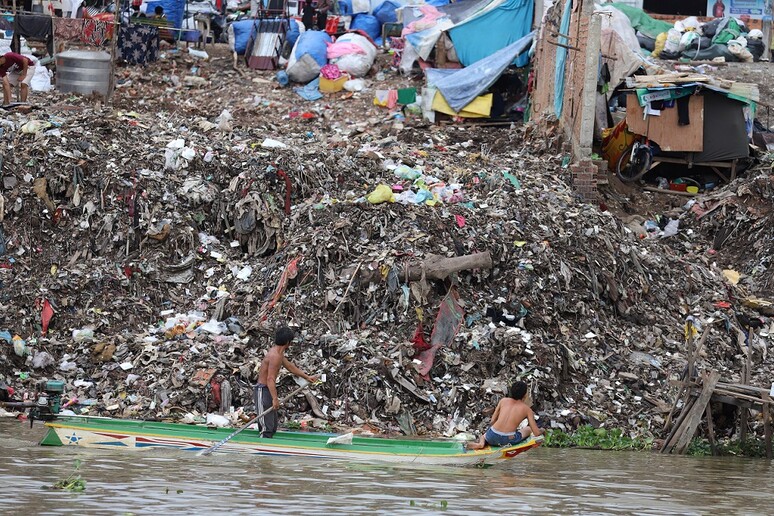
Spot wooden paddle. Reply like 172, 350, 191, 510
199, 381, 312, 456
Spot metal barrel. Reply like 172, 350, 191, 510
55, 50, 111, 97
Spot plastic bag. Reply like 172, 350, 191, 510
664, 28, 681, 54
366, 184, 395, 204
72, 328, 95, 343
652, 32, 667, 57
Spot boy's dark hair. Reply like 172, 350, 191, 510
509, 381, 528, 400
275, 326, 295, 346
154, 5, 164, 14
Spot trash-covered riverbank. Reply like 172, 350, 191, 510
1, 44, 773, 444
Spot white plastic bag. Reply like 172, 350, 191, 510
664, 28, 681, 54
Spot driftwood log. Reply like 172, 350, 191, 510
345, 251, 493, 283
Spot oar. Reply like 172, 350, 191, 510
199, 381, 311, 456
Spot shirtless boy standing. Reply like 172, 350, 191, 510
467, 381, 543, 449
254, 326, 317, 438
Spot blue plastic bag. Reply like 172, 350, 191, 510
373, 0, 400, 24
295, 30, 332, 66
351, 13, 381, 41
286, 18, 301, 47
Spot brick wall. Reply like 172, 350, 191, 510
530, 0, 600, 201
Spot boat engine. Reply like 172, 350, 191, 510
29, 380, 65, 425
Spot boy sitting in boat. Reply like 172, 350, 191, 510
254, 326, 317, 438
466, 381, 543, 450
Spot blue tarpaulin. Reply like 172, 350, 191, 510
426, 32, 534, 113
448, 0, 534, 67
554, 0, 572, 117
145, 0, 185, 30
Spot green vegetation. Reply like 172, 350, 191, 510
687, 437, 769, 458
410, 500, 448, 510
543, 426, 653, 451
53, 459, 86, 492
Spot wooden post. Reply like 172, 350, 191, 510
764, 392, 773, 460
687, 319, 695, 379
740, 326, 752, 442
705, 403, 717, 456
107, 0, 120, 102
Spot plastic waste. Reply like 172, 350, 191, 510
366, 184, 395, 204
72, 328, 95, 343
276, 70, 290, 87
261, 138, 289, 149
12, 335, 28, 357
343, 79, 365, 92
216, 110, 233, 132
660, 219, 679, 238
199, 320, 228, 335
206, 413, 230, 427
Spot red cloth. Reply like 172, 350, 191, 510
41, 299, 55, 336
0, 52, 33, 77
411, 323, 431, 352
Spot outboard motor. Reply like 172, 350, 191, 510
29, 380, 65, 425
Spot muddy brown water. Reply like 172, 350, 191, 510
2, 420, 773, 515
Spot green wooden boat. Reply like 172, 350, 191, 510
42, 416, 542, 466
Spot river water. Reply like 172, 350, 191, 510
2, 419, 773, 515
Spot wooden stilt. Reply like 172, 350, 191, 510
670, 371, 721, 455
662, 395, 697, 453
705, 403, 717, 456
740, 327, 752, 442
764, 392, 773, 460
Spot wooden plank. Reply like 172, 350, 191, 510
711, 393, 753, 409
662, 395, 696, 453
626, 94, 704, 152
714, 388, 773, 407
717, 381, 771, 395
672, 371, 721, 455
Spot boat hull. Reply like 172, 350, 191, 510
42, 416, 542, 467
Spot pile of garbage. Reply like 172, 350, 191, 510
599, 3, 766, 63
1, 46, 772, 441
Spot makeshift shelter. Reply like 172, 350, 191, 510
447, 0, 533, 67
425, 32, 533, 114
620, 75, 758, 183
400, 0, 535, 72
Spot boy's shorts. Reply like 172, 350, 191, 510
7, 66, 34, 87
484, 427, 525, 447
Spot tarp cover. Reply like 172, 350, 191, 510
608, 2, 672, 40
448, 0, 534, 67
692, 93, 749, 162
657, 92, 749, 162
425, 31, 533, 112
145, 0, 185, 29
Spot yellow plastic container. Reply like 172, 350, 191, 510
319, 75, 348, 93
686, 186, 699, 194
